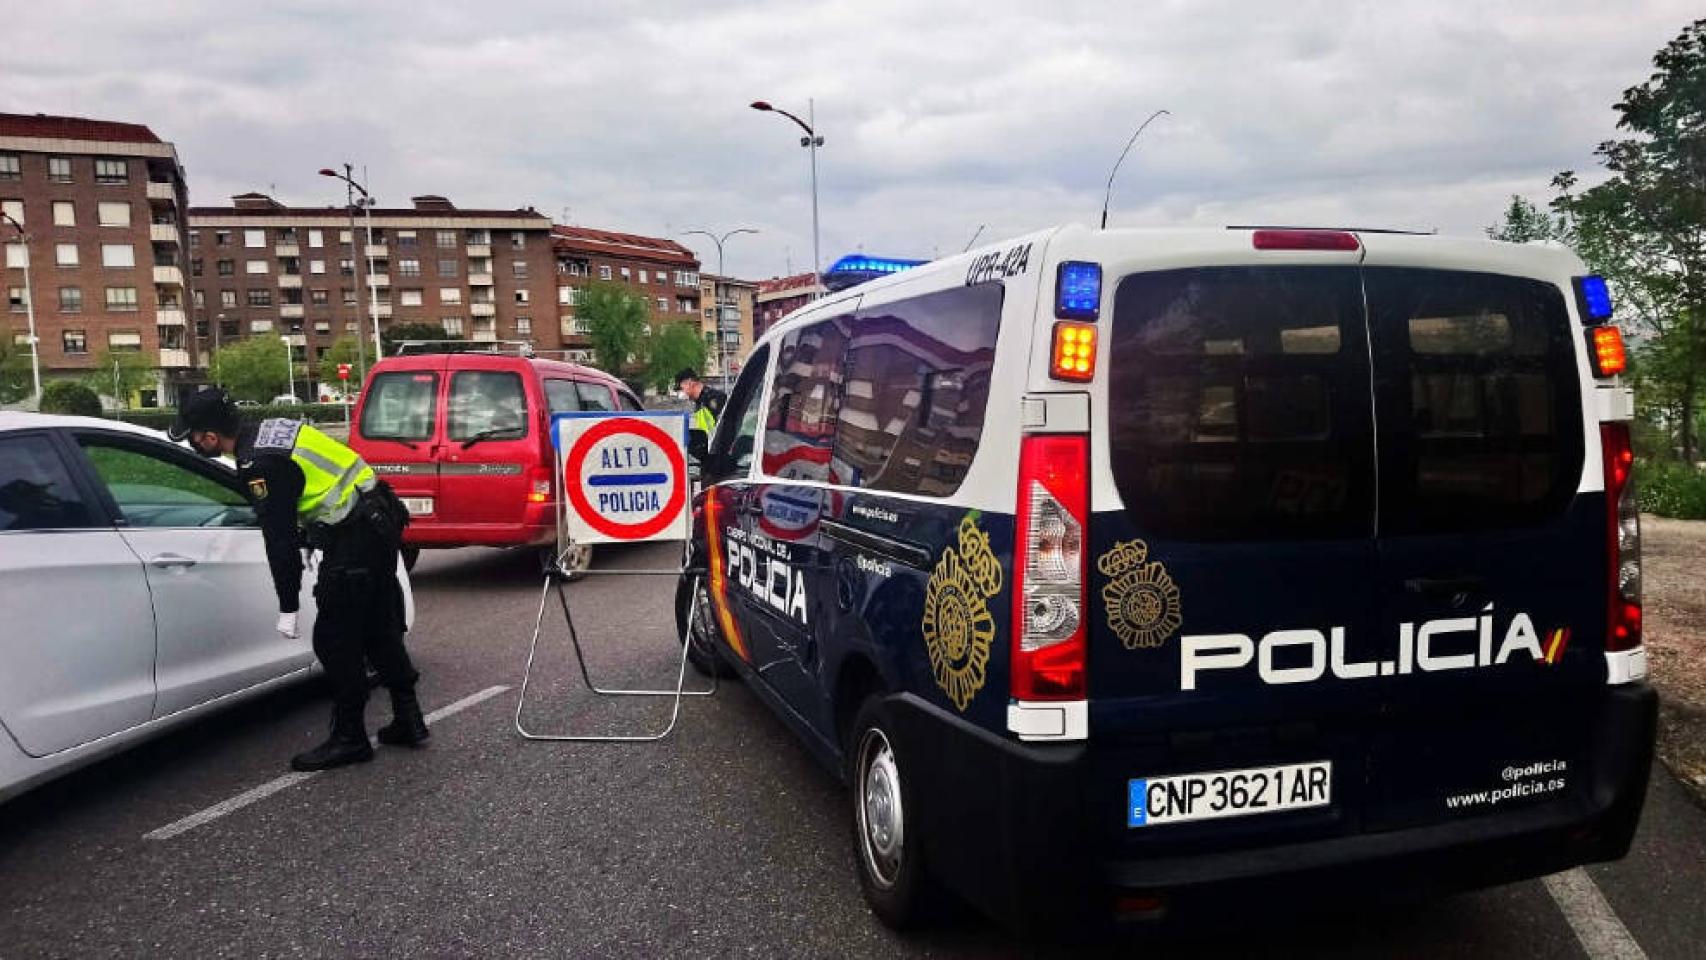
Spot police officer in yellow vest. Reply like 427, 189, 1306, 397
674, 368, 725, 459
172, 388, 427, 771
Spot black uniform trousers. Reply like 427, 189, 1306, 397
312, 497, 419, 725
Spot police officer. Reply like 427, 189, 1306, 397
674, 368, 725, 454
170, 388, 428, 771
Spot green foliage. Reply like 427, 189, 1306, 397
381, 322, 449, 358
576, 282, 651, 375
0, 334, 34, 404
1638, 461, 1706, 519
117, 402, 348, 431
208, 336, 292, 402
81, 349, 155, 409
1485, 195, 1572, 245
316, 337, 364, 397
644, 322, 709, 393
39, 380, 102, 416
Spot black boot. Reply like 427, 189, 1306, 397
290, 707, 374, 771
377, 687, 430, 747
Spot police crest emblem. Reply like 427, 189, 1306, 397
922, 514, 1003, 712
1099, 539, 1182, 650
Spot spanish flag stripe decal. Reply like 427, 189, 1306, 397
704, 493, 749, 662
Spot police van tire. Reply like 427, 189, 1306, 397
849, 697, 936, 929
400, 547, 419, 573
676, 576, 735, 678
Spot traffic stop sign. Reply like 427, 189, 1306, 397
337, 363, 351, 381
554, 412, 689, 544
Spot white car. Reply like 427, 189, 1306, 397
0, 412, 413, 802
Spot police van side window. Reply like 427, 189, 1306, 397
708, 343, 770, 480
834, 284, 1002, 496
762, 318, 852, 483
1108, 267, 1375, 541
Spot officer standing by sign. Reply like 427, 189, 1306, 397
674, 368, 725, 458
170, 388, 428, 771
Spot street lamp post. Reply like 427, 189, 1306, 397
280, 335, 294, 401
750, 99, 824, 279
1, 211, 43, 404
682, 227, 758, 390
318, 165, 382, 376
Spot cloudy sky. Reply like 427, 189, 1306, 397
7, 2, 1696, 279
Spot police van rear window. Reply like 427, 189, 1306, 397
360, 372, 438, 442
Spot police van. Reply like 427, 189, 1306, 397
676, 226, 1655, 930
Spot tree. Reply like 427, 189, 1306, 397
576, 282, 651, 376
316, 337, 364, 398
209, 336, 291, 402
81, 349, 155, 409
645, 321, 710, 393
381, 322, 450, 357
1485, 195, 1572, 245
38, 381, 101, 416
1551, 18, 1706, 462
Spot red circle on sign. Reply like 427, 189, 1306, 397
564, 417, 688, 541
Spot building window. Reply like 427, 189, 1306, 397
339, 259, 354, 277
97, 202, 130, 227
217, 259, 234, 277
508, 231, 524, 249
192, 289, 205, 309
0, 155, 18, 180
48, 157, 73, 182
398, 230, 418, 249
437, 230, 457, 249
620, 267, 631, 281
442, 316, 464, 335
56, 286, 82, 313
440, 287, 462, 305
215, 229, 232, 246
678, 297, 696, 313
7, 286, 23, 311
52, 201, 75, 227
247, 288, 273, 307
311, 288, 329, 306
189, 230, 201, 247
339, 229, 353, 245
107, 329, 142, 351
559, 286, 576, 306
95, 159, 128, 184
400, 289, 423, 307
245, 260, 268, 275
342, 288, 357, 306
101, 244, 136, 268
513, 261, 528, 279
638, 270, 648, 284
308, 229, 324, 248
656, 297, 669, 313
190, 258, 203, 277
55, 243, 79, 267
105, 287, 139, 311
398, 259, 421, 277
0, 199, 22, 226
467, 229, 489, 245
438, 258, 457, 277
515, 290, 529, 305
250, 319, 273, 333
515, 316, 531, 334
4, 243, 23, 268
220, 290, 237, 309
280, 257, 301, 276
314, 321, 330, 335
598, 265, 612, 281
306, 259, 324, 275
62, 329, 87, 354
244, 229, 266, 248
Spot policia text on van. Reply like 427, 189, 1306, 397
676, 228, 1655, 930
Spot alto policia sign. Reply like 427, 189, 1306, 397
553, 411, 691, 544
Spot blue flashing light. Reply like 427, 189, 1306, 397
1056, 261, 1102, 320
1575, 275, 1613, 323
822, 254, 928, 291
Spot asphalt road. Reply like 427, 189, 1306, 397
2, 542, 1703, 958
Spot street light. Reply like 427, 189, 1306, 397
750, 99, 824, 279
280, 335, 294, 402
318, 165, 381, 378
682, 227, 758, 390
1, 211, 43, 404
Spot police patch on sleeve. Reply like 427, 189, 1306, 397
248, 477, 269, 500
253, 418, 302, 451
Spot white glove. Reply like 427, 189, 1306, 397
276, 611, 300, 639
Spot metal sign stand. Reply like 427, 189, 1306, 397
513, 413, 715, 743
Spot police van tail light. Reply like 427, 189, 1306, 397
1602, 422, 1641, 652
1012, 434, 1089, 701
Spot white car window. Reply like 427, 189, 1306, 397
77, 437, 255, 529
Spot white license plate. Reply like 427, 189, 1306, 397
1128, 761, 1331, 828
401, 497, 434, 516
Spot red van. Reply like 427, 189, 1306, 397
349, 350, 643, 573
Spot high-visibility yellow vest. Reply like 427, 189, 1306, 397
692, 404, 716, 435
254, 419, 376, 526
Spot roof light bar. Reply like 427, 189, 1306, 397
821, 254, 928, 292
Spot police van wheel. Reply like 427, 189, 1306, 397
850, 698, 934, 929
400, 547, 419, 573
676, 576, 735, 678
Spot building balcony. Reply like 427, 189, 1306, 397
158, 347, 192, 368
280, 304, 305, 319
468, 272, 494, 286
471, 328, 497, 343
465, 244, 491, 258
275, 244, 300, 257
372, 303, 393, 318
366, 273, 390, 287
470, 302, 496, 318
283, 334, 307, 347
156, 307, 187, 327
152, 265, 184, 286
277, 274, 303, 289
150, 224, 181, 244
364, 244, 387, 258
146, 181, 176, 202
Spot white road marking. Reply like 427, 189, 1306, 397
144, 684, 511, 842
1542, 868, 1648, 960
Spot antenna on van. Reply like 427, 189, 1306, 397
963, 224, 986, 252
1100, 108, 1170, 229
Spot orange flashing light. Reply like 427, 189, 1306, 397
1590, 326, 1626, 377
1051, 321, 1097, 382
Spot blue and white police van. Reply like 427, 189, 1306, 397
676, 226, 1655, 930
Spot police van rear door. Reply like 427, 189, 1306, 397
1358, 238, 1599, 830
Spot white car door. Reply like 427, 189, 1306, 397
69, 429, 316, 718
0, 430, 158, 756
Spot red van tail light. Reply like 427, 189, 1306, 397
1601, 422, 1641, 651
526, 465, 553, 504
1251, 229, 1360, 251
1012, 434, 1089, 701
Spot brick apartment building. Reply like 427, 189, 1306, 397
754, 272, 824, 341
1, 112, 191, 405
698, 274, 755, 382
187, 194, 557, 386
551, 225, 700, 364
